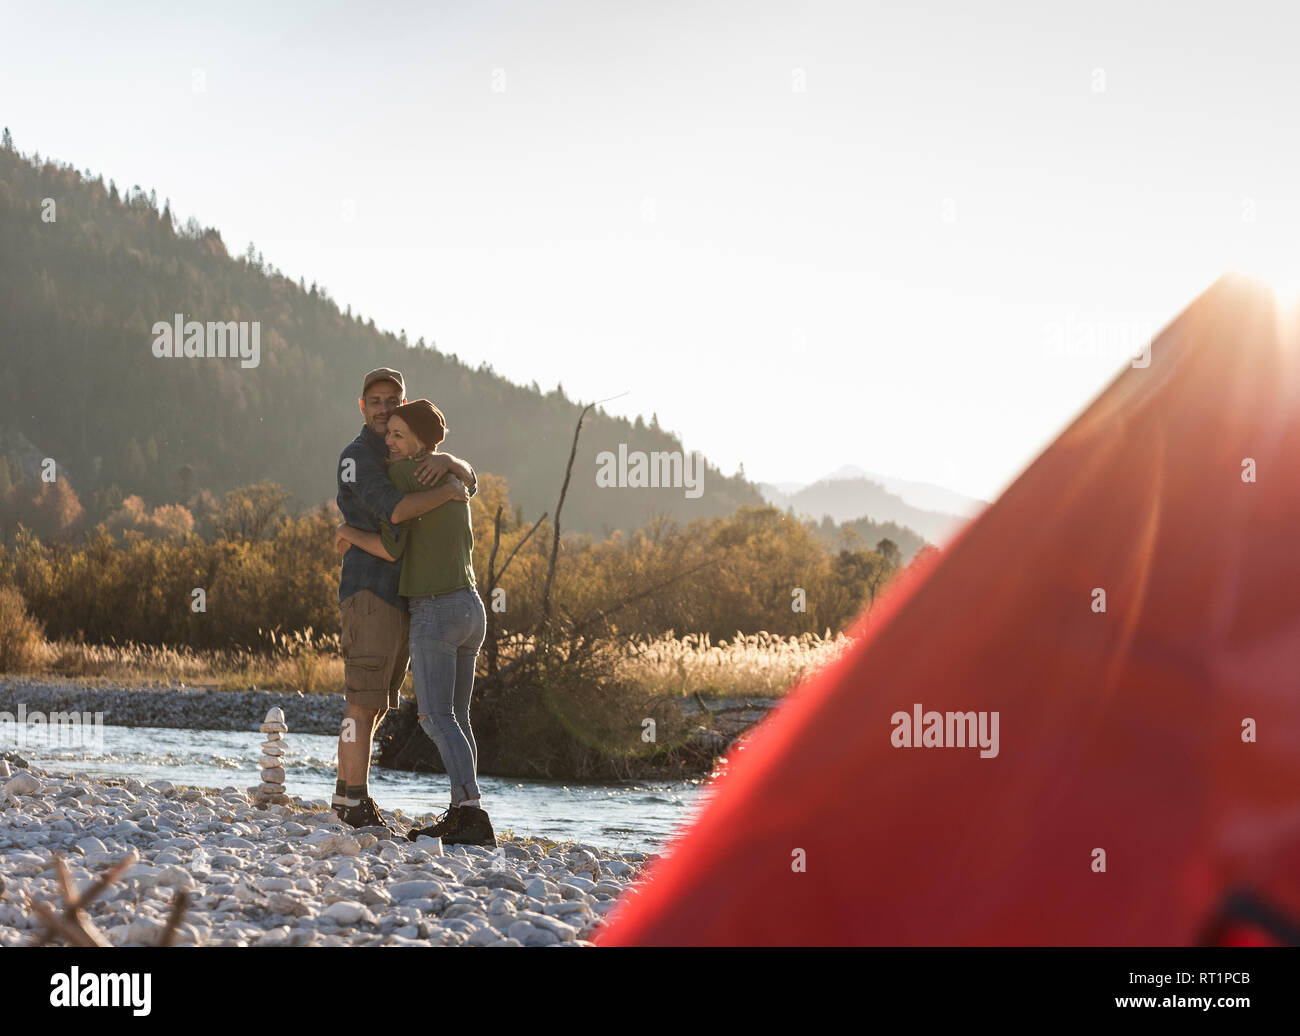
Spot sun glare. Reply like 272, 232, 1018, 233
1235, 246, 1300, 308
1235, 258, 1300, 354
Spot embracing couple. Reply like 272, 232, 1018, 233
331, 366, 495, 847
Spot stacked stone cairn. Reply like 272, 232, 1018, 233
250, 706, 291, 806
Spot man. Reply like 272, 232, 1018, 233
333, 366, 477, 830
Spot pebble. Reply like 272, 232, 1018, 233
3, 773, 42, 797
389, 880, 444, 902
0, 766, 648, 948
322, 901, 370, 925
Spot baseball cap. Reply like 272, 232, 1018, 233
361, 367, 405, 399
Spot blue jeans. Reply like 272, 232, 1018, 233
408, 588, 487, 804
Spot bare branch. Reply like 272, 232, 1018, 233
542, 392, 626, 625
496, 511, 546, 583
158, 889, 190, 947
26, 849, 136, 947
28, 895, 105, 947
487, 505, 504, 586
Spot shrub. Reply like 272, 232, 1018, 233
0, 585, 48, 671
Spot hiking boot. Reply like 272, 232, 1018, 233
335, 795, 393, 832
440, 805, 497, 848
406, 804, 458, 842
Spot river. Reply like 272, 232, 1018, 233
2, 721, 713, 854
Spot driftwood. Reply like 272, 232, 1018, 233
26, 850, 189, 947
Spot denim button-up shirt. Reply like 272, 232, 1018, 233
336, 425, 405, 609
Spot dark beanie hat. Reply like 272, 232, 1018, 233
390, 399, 446, 451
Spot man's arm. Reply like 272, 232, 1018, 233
337, 523, 400, 562
412, 451, 477, 496
389, 474, 471, 524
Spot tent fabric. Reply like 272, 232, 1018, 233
597, 273, 1300, 946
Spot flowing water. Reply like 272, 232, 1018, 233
1, 722, 714, 854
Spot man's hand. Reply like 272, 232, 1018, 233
334, 524, 352, 555
413, 453, 453, 487
440, 475, 470, 505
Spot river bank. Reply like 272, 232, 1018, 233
0, 676, 778, 781
0, 677, 349, 736
0, 756, 656, 947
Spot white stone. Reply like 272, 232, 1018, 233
315, 833, 361, 857
3, 773, 42, 796
260, 767, 286, 783
542, 900, 594, 919
127, 917, 163, 944
0, 759, 10, 778
410, 835, 444, 854
260, 741, 284, 753
524, 877, 550, 900
260, 722, 288, 734
156, 866, 197, 890
389, 880, 444, 902
264, 706, 286, 724
322, 900, 368, 925
517, 909, 579, 940
259, 754, 284, 768
126, 864, 163, 888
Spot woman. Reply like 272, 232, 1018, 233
335, 399, 495, 847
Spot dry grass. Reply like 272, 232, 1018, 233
26, 627, 352, 693
612, 630, 855, 699
7, 627, 851, 700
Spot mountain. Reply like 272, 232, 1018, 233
0, 144, 764, 536
818, 465, 986, 517
760, 474, 976, 545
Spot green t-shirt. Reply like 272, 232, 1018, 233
380, 457, 476, 598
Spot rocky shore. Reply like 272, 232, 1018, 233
0, 756, 655, 947
0, 677, 348, 736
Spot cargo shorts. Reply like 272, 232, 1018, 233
339, 589, 410, 710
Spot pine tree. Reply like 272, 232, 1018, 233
125, 438, 148, 487
1, 127, 12, 151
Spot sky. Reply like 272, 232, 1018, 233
4, 0, 1299, 503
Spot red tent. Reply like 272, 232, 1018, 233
598, 273, 1300, 946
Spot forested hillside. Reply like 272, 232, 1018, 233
0, 139, 764, 535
